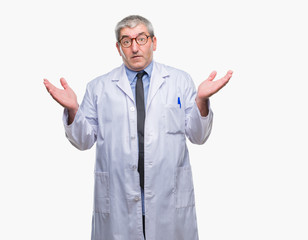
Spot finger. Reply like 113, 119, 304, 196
207, 71, 217, 81
43, 78, 50, 88
43, 79, 56, 92
225, 70, 233, 80
221, 70, 233, 83
227, 70, 233, 75
60, 77, 69, 90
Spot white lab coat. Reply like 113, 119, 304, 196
63, 62, 213, 240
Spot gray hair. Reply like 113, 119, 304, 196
115, 15, 155, 41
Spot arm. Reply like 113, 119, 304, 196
43, 78, 79, 124
195, 70, 233, 116
185, 70, 233, 144
44, 78, 97, 150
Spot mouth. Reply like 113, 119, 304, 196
131, 55, 142, 59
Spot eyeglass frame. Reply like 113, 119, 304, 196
118, 33, 153, 48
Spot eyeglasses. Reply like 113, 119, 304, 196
119, 33, 151, 48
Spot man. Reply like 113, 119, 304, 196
44, 15, 233, 240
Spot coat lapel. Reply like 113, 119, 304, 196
146, 62, 169, 111
114, 65, 135, 103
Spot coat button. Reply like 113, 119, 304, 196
130, 106, 135, 111
132, 165, 137, 170
134, 196, 140, 201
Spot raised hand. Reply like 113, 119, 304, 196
196, 70, 233, 101
195, 70, 233, 116
44, 78, 79, 124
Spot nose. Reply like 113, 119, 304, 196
131, 38, 139, 53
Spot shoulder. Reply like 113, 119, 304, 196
154, 61, 192, 79
86, 65, 123, 89
154, 62, 194, 89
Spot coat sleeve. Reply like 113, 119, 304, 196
62, 82, 98, 150
183, 73, 214, 145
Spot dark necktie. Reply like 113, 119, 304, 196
136, 71, 146, 189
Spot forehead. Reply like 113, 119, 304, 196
119, 24, 149, 38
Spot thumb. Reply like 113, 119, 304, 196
60, 77, 69, 90
207, 71, 217, 81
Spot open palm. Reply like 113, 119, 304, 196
43, 78, 78, 111
197, 70, 233, 100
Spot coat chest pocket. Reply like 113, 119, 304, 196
174, 166, 195, 208
94, 172, 110, 214
165, 105, 185, 134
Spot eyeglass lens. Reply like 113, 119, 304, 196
120, 34, 149, 48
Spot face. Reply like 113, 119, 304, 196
116, 24, 157, 72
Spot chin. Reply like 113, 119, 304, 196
130, 63, 146, 71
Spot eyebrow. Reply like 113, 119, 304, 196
120, 32, 147, 40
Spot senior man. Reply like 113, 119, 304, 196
44, 15, 233, 240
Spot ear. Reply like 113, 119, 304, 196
152, 36, 157, 51
116, 42, 122, 56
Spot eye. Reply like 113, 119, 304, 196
138, 37, 146, 42
137, 35, 148, 45
121, 38, 131, 46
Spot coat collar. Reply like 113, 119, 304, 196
113, 62, 169, 106
114, 65, 135, 103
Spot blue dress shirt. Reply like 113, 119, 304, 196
124, 61, 153, 215
125, 62, 153, 107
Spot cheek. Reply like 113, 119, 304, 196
147, 44, 155, 57
119, 47, 128, 60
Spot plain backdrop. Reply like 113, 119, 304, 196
1, 0, 307, 239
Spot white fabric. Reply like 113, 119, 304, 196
63, 62, 213, 240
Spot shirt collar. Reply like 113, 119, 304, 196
125, 61, 154, 84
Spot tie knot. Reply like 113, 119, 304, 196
136, 71, 146, 80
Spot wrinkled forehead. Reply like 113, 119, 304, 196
119, 24, 149, 38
